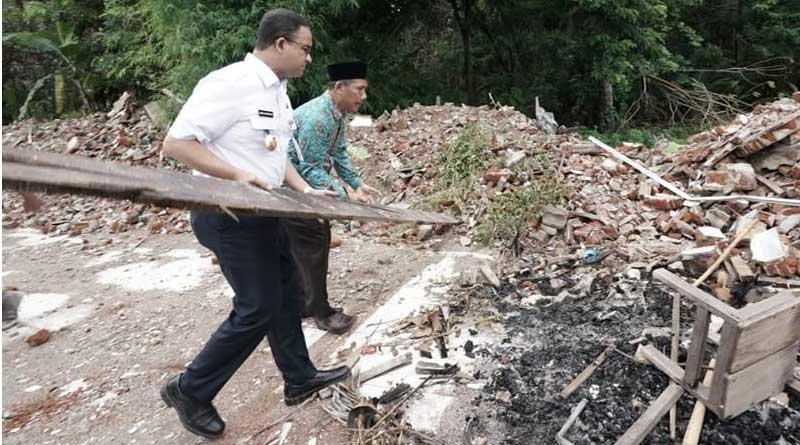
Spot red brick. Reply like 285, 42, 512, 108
643, 194, 682, 211
26, 329, 50, 347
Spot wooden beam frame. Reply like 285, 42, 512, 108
617, 269, 800, 444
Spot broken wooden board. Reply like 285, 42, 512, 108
559, 346, 613, 399
2, 148, 458, 225
615, 383, 684, 445
722, 341, 798, 417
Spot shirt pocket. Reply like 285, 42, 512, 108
249, 116, 278, 133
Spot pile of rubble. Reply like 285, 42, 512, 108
349, 94, 799, 294
1, 93, 192, 236
3, 91, 798, 288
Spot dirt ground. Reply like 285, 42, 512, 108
1, 222, 479, 444
2, 208, 799, 445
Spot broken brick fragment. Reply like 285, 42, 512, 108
26, 329, 50, 347
483, 168, 513, 183
643, 194, 682, 211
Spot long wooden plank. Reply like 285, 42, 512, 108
682, 358, 716, 445
588, 137, 692, 200
640, 345, 684, 382
2, 148, 458, 225
615, 384, 684, 445
653, 269, 740, 324
723, 341, 798, 418
589, 137, 800, 207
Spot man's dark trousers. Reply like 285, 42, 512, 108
181, 211, 317, 403
284, 218, 332, 318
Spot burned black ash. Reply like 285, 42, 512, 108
471, 273, 800, 444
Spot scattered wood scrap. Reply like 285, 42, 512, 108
556, 398, 589, 445
559, 346, 613, 399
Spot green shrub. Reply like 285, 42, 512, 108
476, 153, 569, 244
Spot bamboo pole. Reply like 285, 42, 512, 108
682, 359, 716, 445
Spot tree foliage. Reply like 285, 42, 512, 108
3, 0, 798, 128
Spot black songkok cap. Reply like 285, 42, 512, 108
327, 62, 367, 81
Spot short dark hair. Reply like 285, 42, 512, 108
255, 9, 311, 50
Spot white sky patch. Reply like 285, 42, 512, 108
4, 228, 83, 248
96, 248, 214, 292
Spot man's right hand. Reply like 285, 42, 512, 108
349, 187, 370, 203
232, 170, 272, 191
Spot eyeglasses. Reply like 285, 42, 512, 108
284, 38, 312, 56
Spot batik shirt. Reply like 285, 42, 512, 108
289, 91, 362, 198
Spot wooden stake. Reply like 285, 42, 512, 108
669, 291, 680, 439
682, 359, 716, 445
559, 346, 613, 399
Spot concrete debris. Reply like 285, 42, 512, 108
751, 229, 789, 263
542, 206, 569, 229
480, 264, 501, 288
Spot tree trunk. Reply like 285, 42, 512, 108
463, 1, 477, 104
54, 72, 66, 116
462, 30, 477, 104
450, 0, 478, 105
601, 79, 616, 130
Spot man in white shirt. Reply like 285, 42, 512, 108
159, 9, 350, 439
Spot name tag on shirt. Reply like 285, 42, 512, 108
258, 109, 274, 118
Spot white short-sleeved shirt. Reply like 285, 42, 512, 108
168, 53, 297, 188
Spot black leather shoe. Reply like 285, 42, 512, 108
160, 375, 225, 439
284, 366, 351, 406
314, 312, 354, 335
301, 306, 342, 319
